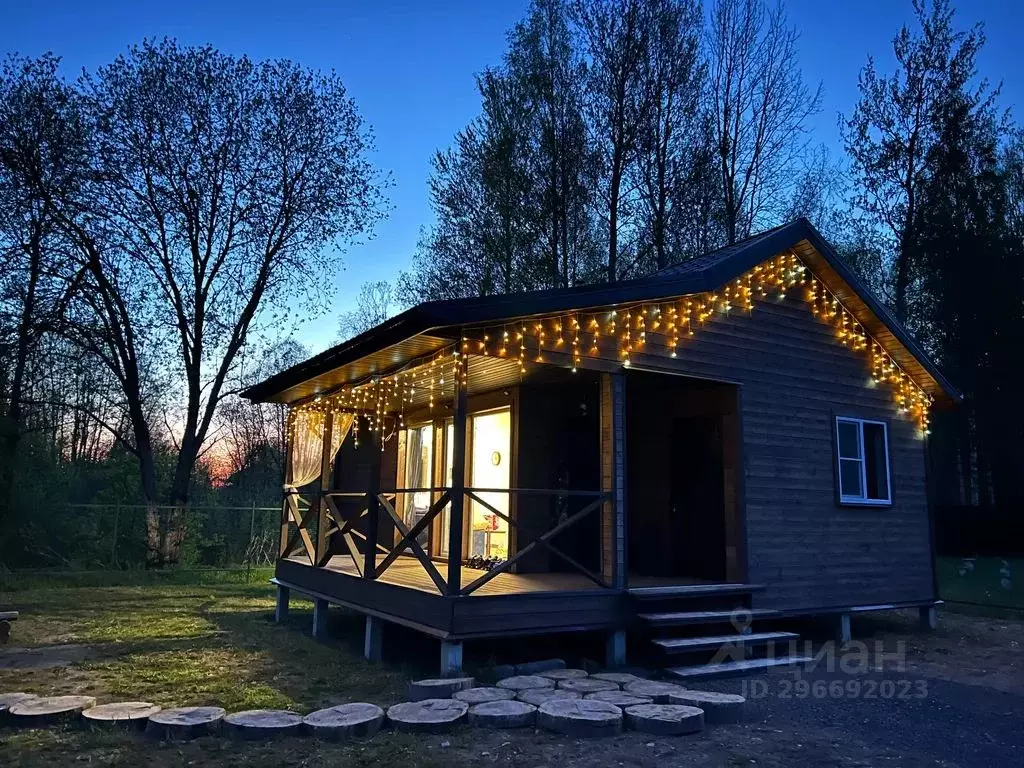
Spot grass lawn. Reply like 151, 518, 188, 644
1, 573, 1022, 766
936, 556, 1024, 609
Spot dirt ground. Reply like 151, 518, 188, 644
0, 580, 1021, 767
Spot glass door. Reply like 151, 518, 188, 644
468, 408, 511, 562
401, 423, 434, 549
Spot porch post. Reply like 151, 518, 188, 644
274, 584, 290, 623
364, 615, 383, 661
364, 416, 381, 579
601, 372, 628, 589
312, 598, 329, 639
447, 359, 468, 596
314, 411, 336, 566
280, 425, 295, 558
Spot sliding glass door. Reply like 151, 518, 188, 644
401, 423, 434, 549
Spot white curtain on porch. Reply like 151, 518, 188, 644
286, 411, 354, 489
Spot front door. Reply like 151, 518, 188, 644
670, 416, 727, 581
467, 408, 511, 563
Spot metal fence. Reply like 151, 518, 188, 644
6, 503, 280, 574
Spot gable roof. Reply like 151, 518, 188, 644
243, 218, 961, 405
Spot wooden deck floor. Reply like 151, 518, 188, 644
287, 555, 704, 596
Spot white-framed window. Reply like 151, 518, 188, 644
835, 417, 891, 505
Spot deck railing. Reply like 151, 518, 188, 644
281, 486, 612, 596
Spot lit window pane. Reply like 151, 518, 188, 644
839, 458, 863, 498
837, 421, 860, 459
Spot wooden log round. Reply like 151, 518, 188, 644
590, 672, 644, 686
516, 688, 582, 706
666, 690, 746, 724
302, 703, 385, 741
584, 690, 653, 707
408, 677, 474, 701
467, 699, 537, 729
453, 687, 516, 705
622, 679, 688, 703
8, 695, 96, 726
82, 702, 161, 729
557, 678, 620, 695
537, 698, 623, 737
495, 675, 556, 692
224, 709, 303, 739
623, 703, 704, 736
386, 699, 468, 733
0, 693, 38, 715
537, 668, 589, 681
145, 706, 225, 740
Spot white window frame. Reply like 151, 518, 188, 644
835, 416, 892, 506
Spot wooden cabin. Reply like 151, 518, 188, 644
242, 219, 959, 678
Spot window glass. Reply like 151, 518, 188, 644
837, 420, 861, 459
839, 458, 863, 498
863, 422, 889, 500
403, 424, 433, 547
469, 409, 511, 561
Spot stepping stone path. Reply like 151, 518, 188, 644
453, 687, 515, 705
590, 672, 643, 685
82, 701, 160, 729
408, 677, 474, 701
496, 675, 555, 692
8, 695, 96, 726
623, 679, 688, 703
517, 688, 582, 706
537, 668, 589, 681
537, 698, 623, 737
584, 690, 653, 707
303, 703, 384, 740
558, 678, 620, 695
387, 699, 468, 733
0, 693, 38, 715
224, 709, 303, 739
623, 703, 704, 736
467, 699, 537, 729
667, 690, 745, 724
146, 706, 226, 740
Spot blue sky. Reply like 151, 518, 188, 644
2, 0, 1019, 353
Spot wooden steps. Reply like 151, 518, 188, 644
665, 655, 814, 680
638, 608, 778, 628
651, 630, 798, 654
628, 583, 764, 600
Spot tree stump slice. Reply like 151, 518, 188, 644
623, 679, 688, 703
387, 699, 468, 733
145, 706, 225, 740
467, 699, 537, 729
537, 698, 623, 737
590, 672, 644, 686
408, 677, 474, 701
8, 695, 96, 726
82, 702, 161, 729
667, 690, 745, 724
453, 687, 515, 705
623, 703, 704, 736
584, 690, 653, 707
0, 693, 38, 715
516, 688, 582, 706
303, 703, 384, 740
224, 709, 303, 739
496, 675, 555, 692
537, 668, 589, 681
558, 678, 620, 695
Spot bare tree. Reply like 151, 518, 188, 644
337, 281, 395, 341
707, 0, 821, 244
57, 40, 386, 565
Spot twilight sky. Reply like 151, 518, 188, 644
2, 0, 1020, 354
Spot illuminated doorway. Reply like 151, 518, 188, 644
468, 408, 511, 561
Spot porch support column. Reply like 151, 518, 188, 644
274, 584, 290, 623
314, 411, 336, 566
447, 359, 468, 596
440, 640, 463, 676
919, 604, 938, 630
364, 419, 382, 579
364, 616, 383, 661
280, 429, 296, 558
836, 613, 852, 643
601, 372, 627, 589
605, 629, 626, 668
312, 598, 329, 639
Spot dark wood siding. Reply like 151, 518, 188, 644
628, 295, 934, 611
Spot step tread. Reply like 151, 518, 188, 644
628, 583, 765, 599
652, 631, 798, 652
638, 608, 779, 626
666, 655, 814, 680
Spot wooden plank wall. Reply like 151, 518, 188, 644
630, 295, 934, 611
